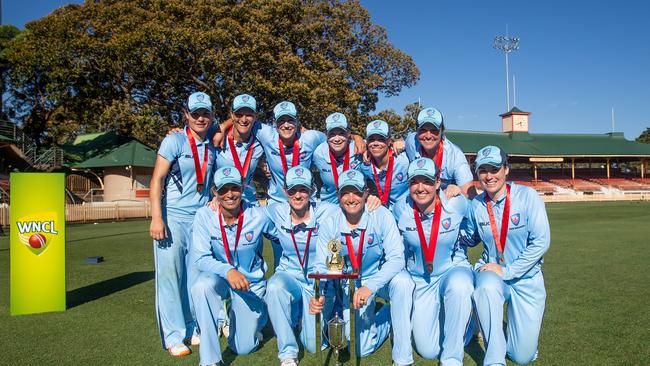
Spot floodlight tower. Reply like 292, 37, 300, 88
493, 30, 520, 111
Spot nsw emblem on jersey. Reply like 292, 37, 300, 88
511, 213, 520, 225
442, 218, 451, 230
245, 231, 253, 242
367, 233, 374, 244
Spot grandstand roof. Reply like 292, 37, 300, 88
445, 130, 650, 157
74, 140, 156, 168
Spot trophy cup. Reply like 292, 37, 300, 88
309, 238, 360, 365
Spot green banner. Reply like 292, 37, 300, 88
10, 173, 66, 315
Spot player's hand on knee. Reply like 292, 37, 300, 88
226, 269, 250, 291
150, 218, 167, 240
309, 296, 325, 315
479, 262, 504, 276
353, 286, 372, 309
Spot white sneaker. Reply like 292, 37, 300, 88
221, 323, 230, 338
280, 358, 299, 366
190, 335, 200, 346
168, 343, 191, 357
256, 331, 263, 343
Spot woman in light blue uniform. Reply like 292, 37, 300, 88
264, 166, 339, 366
404, 107, 475, 198
149, 92, 216, 357
393, 158, 474, 365
189, 166, 278, 366
464, 146, 550, 365
312, 113, 364, 203
358, 119, 410, 213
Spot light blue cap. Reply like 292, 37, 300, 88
338, 169, 366, 192
232, 94, 257, 112
273, 101, 298, 122
366, 120, 389, 139
187, 92, 212, 112
417, 107, 443, 129
325, 112, 348, 132
408, 158, 439, 182
285, 166, 313, 190
213, 166, 242, 190
474, 145, 509, 173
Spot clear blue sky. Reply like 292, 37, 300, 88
4, 0, 650, 139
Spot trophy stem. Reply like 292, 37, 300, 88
334, 348, 341, 366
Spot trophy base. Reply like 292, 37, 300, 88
327, 270, 343, 274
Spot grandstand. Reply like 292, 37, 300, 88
445, 108, 650, 200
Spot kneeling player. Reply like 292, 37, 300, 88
465, 146, 550, 365
394, 158, 474, 365
309, 169, 414, 366
189, 166, 278, 366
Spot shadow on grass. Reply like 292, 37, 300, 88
465, 334, 485, 365
66, 271, 154, 309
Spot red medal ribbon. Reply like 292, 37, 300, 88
413, 193, 443, 273
485, 184, 511, 262
186, 127, 209, 192
279, 137, 301, 174
227, 128, 255, 180
420, 138, 444, 170
344, 229, 365, 272
329, 147, 350, 188
371, 149, 394, 205
218, 205, 245, 266
290, 227, 313, 271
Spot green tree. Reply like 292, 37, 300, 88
637, 128, 650, 144
5, 0, 419, 146
0, 25, 21, 119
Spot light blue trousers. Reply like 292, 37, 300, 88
333, 270, 415, 365
265, 271, 317, 360
153, 216, 198, 348
191, 272, 267, 366
473, 271, 546, 366
412, 265, 474, 366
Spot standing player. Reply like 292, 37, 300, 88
149, 92, 216, 356
264, 166, 339, 366
404, 107, 475, 198
309, 169, 414, 366
393, 158, 474, 364
312, 113, 364, 203
359, 119, 410, 212
465, 145, 550, 365
217, 94, 266, 205
190, 166, 278, 366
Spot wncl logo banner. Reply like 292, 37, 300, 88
10, 173, 66, 315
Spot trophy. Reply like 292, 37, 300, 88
325, 312, 347, 366
309, 237, 360, 365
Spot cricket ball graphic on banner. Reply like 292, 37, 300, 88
16, 218, 59, 254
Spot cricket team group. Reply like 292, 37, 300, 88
149, 91, 550, 366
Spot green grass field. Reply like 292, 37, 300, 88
1, 201, 649, 365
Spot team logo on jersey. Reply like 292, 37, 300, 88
280, 102, 288, 110
442, 218, 451, 230
223, 167, 231, 176
511, 213, 520, 225
333, 113, 341, 121
295, 168, 303, 176
245, 231, 253, 242
300, 151, 307, 159
482, 148, 491, 156
242, 95, 250, 103
417, 159, 426, 168
367, 233, 374, 244
396, 172, 404, 181
373, 121, 381, 128
347, 170, 356, 178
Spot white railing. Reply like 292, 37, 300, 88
65, 201, 151, 222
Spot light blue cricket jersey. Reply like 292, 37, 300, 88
463, 183, 551, 281
394, 193, 471, 278
312, 140, 363, 203
158, 129, 217, 219
190, 202, 279, 284
404, 133, 474, 190
255, 123, 326, 203
264, 201, 339, 281
313, 206, 405, 293
358, 151, 410, 212
216, 125, 265, 204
